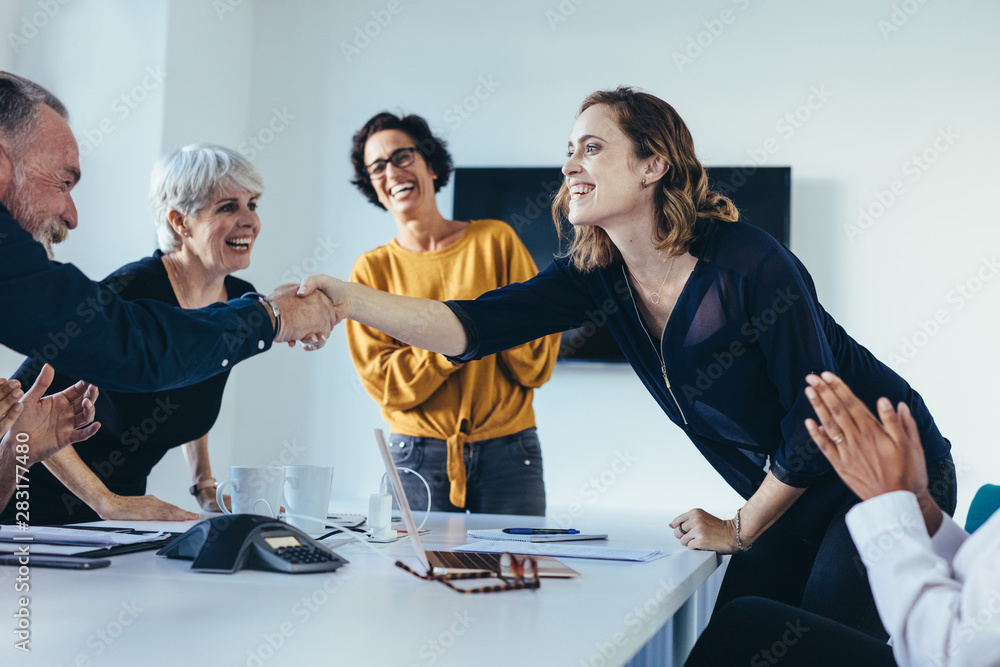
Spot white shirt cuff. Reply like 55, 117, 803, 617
846, 491, 930, 566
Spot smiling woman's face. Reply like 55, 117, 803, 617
561, 104, 646, 230
180, 185, 260, 276
363, 129, 438, 221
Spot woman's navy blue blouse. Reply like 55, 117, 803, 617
445, 221, 950, 528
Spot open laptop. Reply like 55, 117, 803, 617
373, 429, 579, 578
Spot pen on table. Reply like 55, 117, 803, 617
502, 528, 580, 535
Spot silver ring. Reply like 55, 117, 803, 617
831, 434, 845, 445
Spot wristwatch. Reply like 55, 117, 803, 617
242, 291, 281, 338
189, 478, 217, 496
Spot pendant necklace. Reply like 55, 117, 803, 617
629, 256, 675, 305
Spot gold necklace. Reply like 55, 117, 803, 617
629, 256, 675, 305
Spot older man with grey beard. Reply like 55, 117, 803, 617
0, 71, 336, 508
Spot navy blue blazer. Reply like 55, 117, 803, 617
0, 202, 273, 391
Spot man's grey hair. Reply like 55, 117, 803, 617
0, 71, 69, 158
149, 144, 265, 253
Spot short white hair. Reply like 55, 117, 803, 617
149, 144, 264, 253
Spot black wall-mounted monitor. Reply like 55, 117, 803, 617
453, 166, 791, 363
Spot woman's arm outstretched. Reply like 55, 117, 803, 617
298, 275, 468, 357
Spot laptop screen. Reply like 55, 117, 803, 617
373, 429, 430, 570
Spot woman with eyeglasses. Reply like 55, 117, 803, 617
346, 112, 560, 516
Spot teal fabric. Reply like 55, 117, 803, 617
965, 484, 1000, 533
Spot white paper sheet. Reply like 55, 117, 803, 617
452, 540, 670, 562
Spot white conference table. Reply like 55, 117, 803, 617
6, 511, 720, 667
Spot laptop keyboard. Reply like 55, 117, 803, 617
433, 551, 499, 570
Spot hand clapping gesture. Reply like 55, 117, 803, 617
1, 364, 101, 466
803, 371, 942, 533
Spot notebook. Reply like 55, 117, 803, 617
372, 429, 579, 578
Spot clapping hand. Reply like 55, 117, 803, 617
803, 372, 928, 502
0, 378, 24, 435
1, 364, 101, 466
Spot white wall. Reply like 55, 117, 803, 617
3, 0, 998, 526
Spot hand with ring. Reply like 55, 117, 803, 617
803, 372, 928, 502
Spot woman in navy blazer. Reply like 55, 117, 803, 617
300, 86, 956, 639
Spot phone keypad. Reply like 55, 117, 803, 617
274, 546, 335, 565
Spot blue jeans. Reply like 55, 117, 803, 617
388, 427, 546, 516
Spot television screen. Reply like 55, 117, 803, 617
453, 166, 791, 362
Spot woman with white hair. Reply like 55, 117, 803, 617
0, 144, 265, 523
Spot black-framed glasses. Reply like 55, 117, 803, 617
365, 147, 418, 179
394, 552, 540, 594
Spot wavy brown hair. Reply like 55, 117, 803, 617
553, 87, 738, 272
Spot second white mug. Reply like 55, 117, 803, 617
217, 466, 285, 518
282, 465, 334, 534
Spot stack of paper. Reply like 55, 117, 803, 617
453, 540, 670, 562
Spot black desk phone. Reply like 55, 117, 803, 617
157, 514, 348, 574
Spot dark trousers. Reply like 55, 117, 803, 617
389, 427, 546, 516
685, 597, 897, 666
713, 454, 957, 641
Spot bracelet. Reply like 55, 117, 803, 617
242, 291, 281, 339
735, 508, 752, 552
189, 478, 217, 496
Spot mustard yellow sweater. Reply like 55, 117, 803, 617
346, 219, 560, 507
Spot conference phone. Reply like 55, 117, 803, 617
157, 514, 348, 574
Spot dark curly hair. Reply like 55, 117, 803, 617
349, 112, 453, 210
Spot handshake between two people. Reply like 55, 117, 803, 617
267, 275, 351, 351
271, 275, 467, 356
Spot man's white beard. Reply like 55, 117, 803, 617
4, 169, 66, 259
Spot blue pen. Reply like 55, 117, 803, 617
502, 528, 580, 535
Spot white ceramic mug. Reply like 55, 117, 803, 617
217, 466, 285, 518
282, 465, 334, 534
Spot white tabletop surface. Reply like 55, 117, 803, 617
5, 510, 718, 667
